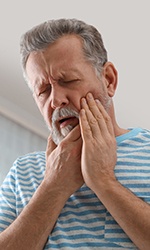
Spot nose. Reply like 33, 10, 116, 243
50, 85, 69, 109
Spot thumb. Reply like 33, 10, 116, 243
64, 124, 81, 142
46, 135, 57, 156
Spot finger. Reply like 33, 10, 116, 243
81, 94, 105, 136
82, 93, 100, 118
95, 99, 115, 136
84, 93, 114, 137
63, 124, 81, 142
79, 108, 92, 141
46, 135, 57, 156
80, 98, 101, 138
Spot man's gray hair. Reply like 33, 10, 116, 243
20, 18, 108, 80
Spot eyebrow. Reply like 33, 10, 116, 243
33, 80, 47, 93
32, 65, 83, 91
57, 67, 82, 78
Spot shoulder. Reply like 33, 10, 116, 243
140, 127, 150, 137
135, 127, 150, 143
9, 151, 46, 181
15, 151, 46, 165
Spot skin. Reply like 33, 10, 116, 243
26, 35, 117, 131
0, 34, 150, 250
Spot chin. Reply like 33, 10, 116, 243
51, 125, 73, 145
49, 106, 79, 145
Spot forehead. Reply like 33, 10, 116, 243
42, 34, 86, 70
26, 35, 89, 81
27, 34, 85, 63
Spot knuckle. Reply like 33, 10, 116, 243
85, 126, 91, 134
83, 126, 92, 137
96, 114, 103, 120
89, 118, 97, 125
105, 115, 111, 123
59, 140, 67, 150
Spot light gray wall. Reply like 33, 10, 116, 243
0, 114, 47, 185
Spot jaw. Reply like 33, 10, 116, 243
60, 124, 74, 137
59, 116, 79, 137
50, 116, 79, 145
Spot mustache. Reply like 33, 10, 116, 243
52, 107, 79, 122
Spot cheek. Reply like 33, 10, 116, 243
90, 82, 107, 99
34, 96, 53, 126
81, 79, 102, 97
33, 96, 44, 115
43, 103, 53, 126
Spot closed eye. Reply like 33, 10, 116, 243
58, 79, 79, 85
38, 85, 51, 96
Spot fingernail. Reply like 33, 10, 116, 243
80, 109, 85, 115
81, 97, 86, 103
87, 93, 93, 99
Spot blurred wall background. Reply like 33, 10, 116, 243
0, 114, 47, 184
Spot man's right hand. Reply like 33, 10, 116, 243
44, 124, 84, 198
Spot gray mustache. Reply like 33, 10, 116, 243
52, 107, 79, 122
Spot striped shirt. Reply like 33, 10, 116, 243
0, 127, 150, 249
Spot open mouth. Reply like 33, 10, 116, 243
58, 116, 79, 128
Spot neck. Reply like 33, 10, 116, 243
109, 101, 129, 137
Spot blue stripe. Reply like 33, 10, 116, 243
68, 193, 97, 201
53, 225, 104, 233
105, 228, 125, 233
45, 241, 121, 249
105, 237, 132, 243
60, 209, 102, 218
50, 233, 104, 241
115, 168, 150, 173
58, 217, 104, 225
118, 154, 150, 160
0, 212, 16, 220
116, 161, 150, 167
0, 219, 12, 227
117, 175, 150, 180
65, 201, 104, 209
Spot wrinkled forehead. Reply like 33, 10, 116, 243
25, 51, 47, 87
26, 34, 85, 64
25, 36, 90, 82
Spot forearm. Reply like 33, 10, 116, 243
0, 181, 67, 250
94, 179, 150, 250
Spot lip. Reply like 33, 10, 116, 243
58, 116, 79, 128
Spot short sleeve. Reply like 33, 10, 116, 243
0, 165, 17, 232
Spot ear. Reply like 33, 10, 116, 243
102, 62, 118, 97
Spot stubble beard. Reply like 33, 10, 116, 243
48, 95, 111, 145
50, 107, 79, 145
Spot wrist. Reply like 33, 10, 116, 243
38, 179, 69, 207
90, 174, 118, 197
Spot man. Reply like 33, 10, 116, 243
0, 18, 150, 249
